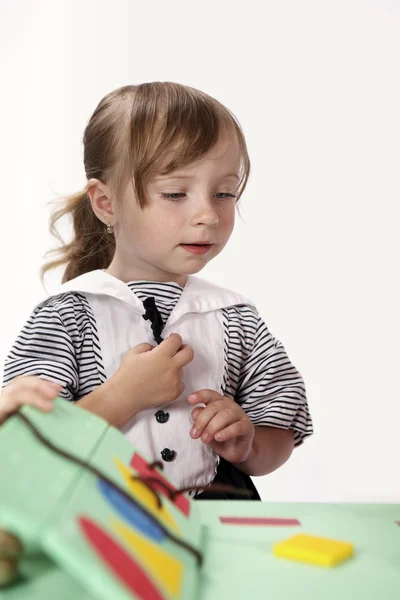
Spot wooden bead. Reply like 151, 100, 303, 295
0, 530, 23, 559
0, 559, 19, 588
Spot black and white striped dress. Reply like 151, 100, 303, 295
2, 280, 313, 451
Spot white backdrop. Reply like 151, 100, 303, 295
1, 0, 399, 502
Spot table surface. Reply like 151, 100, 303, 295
197, 500, 400, 600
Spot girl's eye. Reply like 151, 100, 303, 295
160, 193, 185, 200
160, 192, 237, 201
216, 193, 237, 199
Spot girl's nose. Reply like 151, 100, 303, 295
191, 200, 219, 227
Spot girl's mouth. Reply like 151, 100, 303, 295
180, 243, 213, 255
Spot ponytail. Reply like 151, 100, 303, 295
41, 189, 115, 283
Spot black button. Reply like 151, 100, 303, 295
161, 448, 176, 462
155, 410, 169, 424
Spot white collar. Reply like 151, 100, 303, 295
47, 269, 254, 324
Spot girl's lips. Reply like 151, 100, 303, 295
180, 244, 213, 255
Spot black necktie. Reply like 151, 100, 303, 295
142, 297, 165, 345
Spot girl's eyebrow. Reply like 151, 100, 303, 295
154, 172, 240, 181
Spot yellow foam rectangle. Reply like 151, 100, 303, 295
273, 533, 354, 568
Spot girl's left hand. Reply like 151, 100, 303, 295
188, 390, 255, 464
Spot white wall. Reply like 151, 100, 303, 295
1, 0, 399, 502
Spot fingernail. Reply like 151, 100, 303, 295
188, 394, 196, 401
191, 427, 199, 438
202, 433, 210, 443
215, 432, 223, 441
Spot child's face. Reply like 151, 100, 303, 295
110, 131, 240, 285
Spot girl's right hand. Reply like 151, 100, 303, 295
113, 333, 194, 412
0, 376, 62, 425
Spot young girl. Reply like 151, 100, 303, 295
1, 82, 313, 499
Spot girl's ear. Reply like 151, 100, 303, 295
86, 179, 115, 225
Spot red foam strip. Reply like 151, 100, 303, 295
219, 517, 301, 526
130, 452, 190, 517
78, 516, 166, 600
396, 521, 400, 525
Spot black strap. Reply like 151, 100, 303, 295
194, 457, 261, 500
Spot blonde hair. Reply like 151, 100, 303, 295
41, 82, 251, 283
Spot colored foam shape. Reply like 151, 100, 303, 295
78, 517, 166, 600
98, 478, 165, 542
113, 519, 183, 597
273, 533, 354, 568
114, 458, 180, 533
130, 453, 190, 517
219, 517, 301, 526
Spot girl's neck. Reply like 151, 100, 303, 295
104, 261, 188, 287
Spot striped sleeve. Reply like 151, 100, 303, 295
2, 293, 105, 401
221, 305, 313, 447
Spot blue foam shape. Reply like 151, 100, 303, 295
98, 478, 166, 542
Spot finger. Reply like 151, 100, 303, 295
4, 378, 60, 404
38, 380, 63, 399
2, 390, 54, 416
132, 343, 154, 354
191, 406, 204, 421
173, 344, 194, 368
213, 418, 253, 443
33, 397, 55, 411
157, 333, 183, 357
201, 409, 241, 443
190, 402, 222, 439
20, 388, 56, 409
188, 389, 222, 406
22, 377, 62, 397
10, 375, 60, 392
